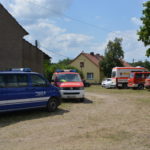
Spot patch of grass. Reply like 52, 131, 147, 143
136, 98, 150, 105
102, 130, 132, 142
85, 85, 148, 95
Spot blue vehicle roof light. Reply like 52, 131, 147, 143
55, 69, 64, 72
70, 69, 77, 72
10, 68, 32, 72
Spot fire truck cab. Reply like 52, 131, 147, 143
128, 72, 150, 89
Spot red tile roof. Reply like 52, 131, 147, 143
71, 52, 131, 67
82, 53, 103, 67
120, 59, 132, 67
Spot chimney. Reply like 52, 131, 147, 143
35, 40, 38, 48
90, 52, 94, 56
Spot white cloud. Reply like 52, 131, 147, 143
25, 19, 147, 63
24, 21, 94, 62
131, 17, 142, 26
1, 0, 148, 63
4, 0, 73, 24
96, 30, 148, 62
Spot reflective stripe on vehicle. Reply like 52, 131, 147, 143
0, 97, 50, 106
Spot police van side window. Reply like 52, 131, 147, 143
0, 75, 5, 88
5, 74, 18, 88
17, 74, 28, 87
4, 74, 28, 88
31, 75, 46, 87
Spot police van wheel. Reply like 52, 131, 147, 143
47, 98, 57, 112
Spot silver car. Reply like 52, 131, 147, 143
101, 78, 116, 89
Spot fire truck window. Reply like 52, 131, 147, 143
145, 73, 150, 78
135, 73, 142, 79
147, 75, 150, 79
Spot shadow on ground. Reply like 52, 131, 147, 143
0, 108, 69, 128
63, 98, 93, 104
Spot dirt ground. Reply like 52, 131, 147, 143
0, 86, 150, 150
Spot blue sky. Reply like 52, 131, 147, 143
0, 0, 149, 62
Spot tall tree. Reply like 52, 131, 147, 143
138, 1, 150, 57
58, 58, 72, 65
100, 38, 124, 77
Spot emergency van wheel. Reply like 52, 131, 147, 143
47, 97, 57, 112
123, 83, 128, 89
80, 98, 84, 102
138, 84, 144, 90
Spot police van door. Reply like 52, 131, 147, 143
30, 74, 48, 105
0, 74, 30, 107
0, 74, 5, 100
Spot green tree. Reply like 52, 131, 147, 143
129, 60, 150, 71
138, 1, 150, 57
43, 58, 84, 81
100, 38, 124, 77
58, 58, 72, 65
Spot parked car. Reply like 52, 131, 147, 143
101, 78, 115, 89
144, 75, 150, 89
0, 68, 61, 113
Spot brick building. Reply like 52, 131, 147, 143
0, 4, 50, 73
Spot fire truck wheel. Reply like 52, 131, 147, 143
138, 84, 144, 90
123, 83, 128, 89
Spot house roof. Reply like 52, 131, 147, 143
82, 53, 103, 67
120, 59, 132, 67
71, 52, 131, 67
0, 3, 28, 36
70, 52, 103, 67
23, 39, 51, 59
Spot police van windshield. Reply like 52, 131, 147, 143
57, 74, 82, 82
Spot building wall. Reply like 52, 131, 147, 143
0, 4, 27, 70
0, 4, 49, 74
22, 40, 44, 73
70, 54, 101, 83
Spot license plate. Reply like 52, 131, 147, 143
67, 95, 76, 98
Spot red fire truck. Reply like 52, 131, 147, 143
111, 67, 146, 88
128, 72, 150, 89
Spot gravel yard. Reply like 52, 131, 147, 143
0, 86, 150, 150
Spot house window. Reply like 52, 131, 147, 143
80, 62, 84, 68
87, 73, 94, 80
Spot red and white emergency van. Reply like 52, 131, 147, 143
51, 69, 84, 101
111, 67, 146, 88
128, 72, 150, 89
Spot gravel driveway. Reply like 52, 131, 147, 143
0, 87, 150, 150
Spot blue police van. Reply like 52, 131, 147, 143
0, 68, 61, 112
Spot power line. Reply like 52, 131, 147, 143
40, 45, 68, 58
26, 0, 112, 33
